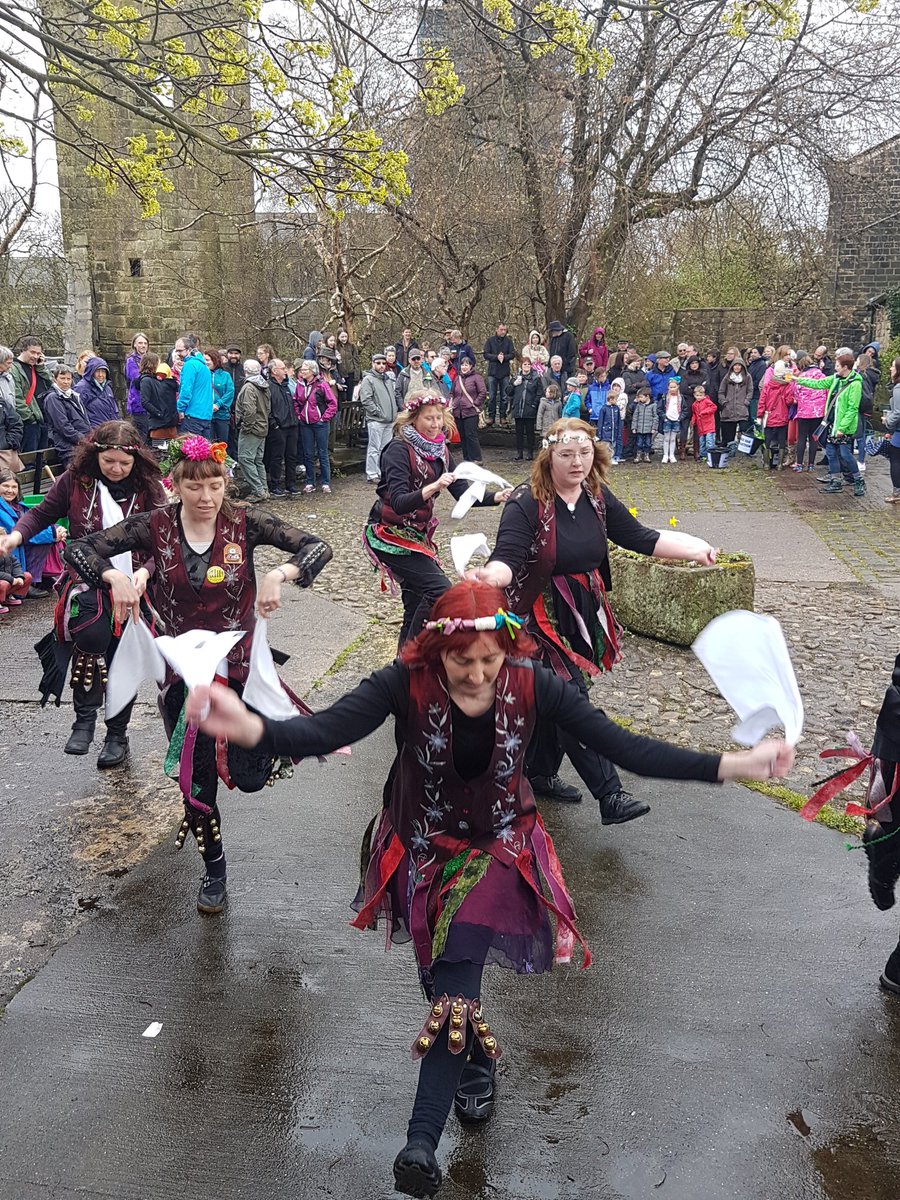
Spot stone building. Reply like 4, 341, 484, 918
54, 85, 268, 379
822, 134, 900, 348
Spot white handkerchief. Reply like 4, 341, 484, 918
451, 534, 491, 577
105, 617, 166, 719
96, 480, 132, 578
242, 618, 297, 720
451, 481, 485, 520
452, 461, 511, 488
155, 629, 246, 690
692, 610, 804, 746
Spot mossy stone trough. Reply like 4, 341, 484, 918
608, 548, 755, 648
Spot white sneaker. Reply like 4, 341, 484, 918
611, 458, 620, 465
858, 462, 866, 472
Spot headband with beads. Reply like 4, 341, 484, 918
425, 609, 526, 639
93, 441, 143, 453
541, 430, 601, 450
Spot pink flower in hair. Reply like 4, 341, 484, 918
181, 435, 213, 461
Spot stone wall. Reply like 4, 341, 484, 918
53, 48, 269, 383
653, 306, 837, 353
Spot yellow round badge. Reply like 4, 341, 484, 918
206, 565, 225, 585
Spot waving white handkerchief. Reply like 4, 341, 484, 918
451, 533, 491, 577
105, 617, 166, 719
96, 481, 133, 578
692, 610, 804, 746
242, 618, 298, 720
451, 481, 485, 520
452, 461, 511, 488
155, 629, 246, 690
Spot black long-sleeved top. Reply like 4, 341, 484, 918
64, 507, 331, 591
260, 660, 722, 784
370, 436, 498, 524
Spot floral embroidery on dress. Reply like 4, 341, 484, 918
410, 698, 450, 866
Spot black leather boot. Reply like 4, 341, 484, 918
598, 790, 651, 824
64, 677, 102, 755
97, 700, 134, 768
881, 942, 900, 995
863, 821, 900, 911
529, 774, 583, 803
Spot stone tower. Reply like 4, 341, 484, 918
54, 72, 268, 375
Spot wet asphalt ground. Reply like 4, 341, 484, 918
3, 654, 900, 1199
3, 456, 900, 1198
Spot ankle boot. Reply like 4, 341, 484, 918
65, 678, 103, 755
97, 700, 134, 768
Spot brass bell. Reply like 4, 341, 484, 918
427, 1020, 441, 1034
477, 1022, 490, 1036
418, 1036, 431, 1052
473, 1007, 483, 1021
483, 1036, 497, 1052
431, 1003, 444, 1017
448, 1030, 463, 1046
451, 1001, 464, 1014
450, 1015, 463, 1029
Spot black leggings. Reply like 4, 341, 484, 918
888, 443, 900, 491
796, 418, 820, 468
457, 415, 482, 463
527, 653, 621, 800
376, 545, 453, 646
407, 959, 487, 1151
764, 424, 788, 462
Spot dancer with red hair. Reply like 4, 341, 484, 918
187, 580, 792, 1198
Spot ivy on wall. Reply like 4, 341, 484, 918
885, 286, 900, 338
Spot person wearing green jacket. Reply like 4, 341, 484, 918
793, 350, 865, 497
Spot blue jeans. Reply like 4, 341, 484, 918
180, 415, 211, 438
300, 421, 331, 486
487, 377, 508, 421
699, 432, 716, 455
211, 417, 231, 446
634, 432, 652, 454
826, 439, 860, 479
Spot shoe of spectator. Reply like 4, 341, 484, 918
322, 484, 332, 494
303, 484, 315, 494
27, 586, 51, 599
270, 489, 286, 497
0, 603, 8, 615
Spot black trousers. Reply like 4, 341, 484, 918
764, 424, 788, 463
515, 418, 536, 458
457, 415, 482, 463
888, 443, 900, 490
376, 546, 453, 646
264, 425, 299, 491
527, 654, 621, 800
407, 959, 486, 1151
795, 418, 819, 468
720, 420, 739, 445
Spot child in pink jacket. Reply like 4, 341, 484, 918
793, 355, 826, 470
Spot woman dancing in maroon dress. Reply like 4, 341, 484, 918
187, 580, 792, 1197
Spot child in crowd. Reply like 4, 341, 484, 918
0, 468, 64, 598
757, 359, 796, 470
793, 354, 826, 471
596, 379, 624, 463
0, 548, 30, 615
691, 383, 718, 457
631, 385, 656, 461
575, 369, 590, 418
562, 376, 584, 418
536, 383, 562, 437
660, 378, 684, 464
586, 368, 610, 425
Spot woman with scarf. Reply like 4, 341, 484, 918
63, 435, 333, 915
43, 362, 91, 466
471, 417, 716, 823
365, 390, 510, 647
186, 579, 793, 1198
0, 421, 166, 764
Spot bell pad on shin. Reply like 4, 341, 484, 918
174, 803, 222, 855
410, 994, 502, 1061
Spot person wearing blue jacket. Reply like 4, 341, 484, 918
44, 363, 91, 464
0, 467, 61, 595
596, 378, 624, 462
586, 368, 610, 422
645, 350, 678, 429
206, 349, 235, 446
176, 333, 214, 436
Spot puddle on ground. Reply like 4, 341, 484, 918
811, 1122, 899, 1200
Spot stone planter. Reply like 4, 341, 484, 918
608, 549, 755, 648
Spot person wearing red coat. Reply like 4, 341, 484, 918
578, 326, 609, 370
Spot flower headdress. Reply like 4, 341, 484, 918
541, 430, 600, 450
158, 435, 232, 480
405, 390, 450, 413
425, 609, 526, 639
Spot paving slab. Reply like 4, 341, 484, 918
1, 686, 899, 1200
631, 510, 855, 584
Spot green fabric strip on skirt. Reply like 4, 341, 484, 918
432, 850, 491, 960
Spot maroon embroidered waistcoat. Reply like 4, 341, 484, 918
505, 482, 608, 616
374, 442, 449, 532
390, 658, 538, 869
149, 505, 256, 679
65, 477, 161, 579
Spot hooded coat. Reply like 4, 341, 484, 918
717, 360, 753, 423
704, 353, 725, 401
43, 383, 91, 459
521, 332, 549, 367
303, 330, 324, 361
679, 359, 708, 406
74, 357, 119, 427
578, 326, 609, 370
